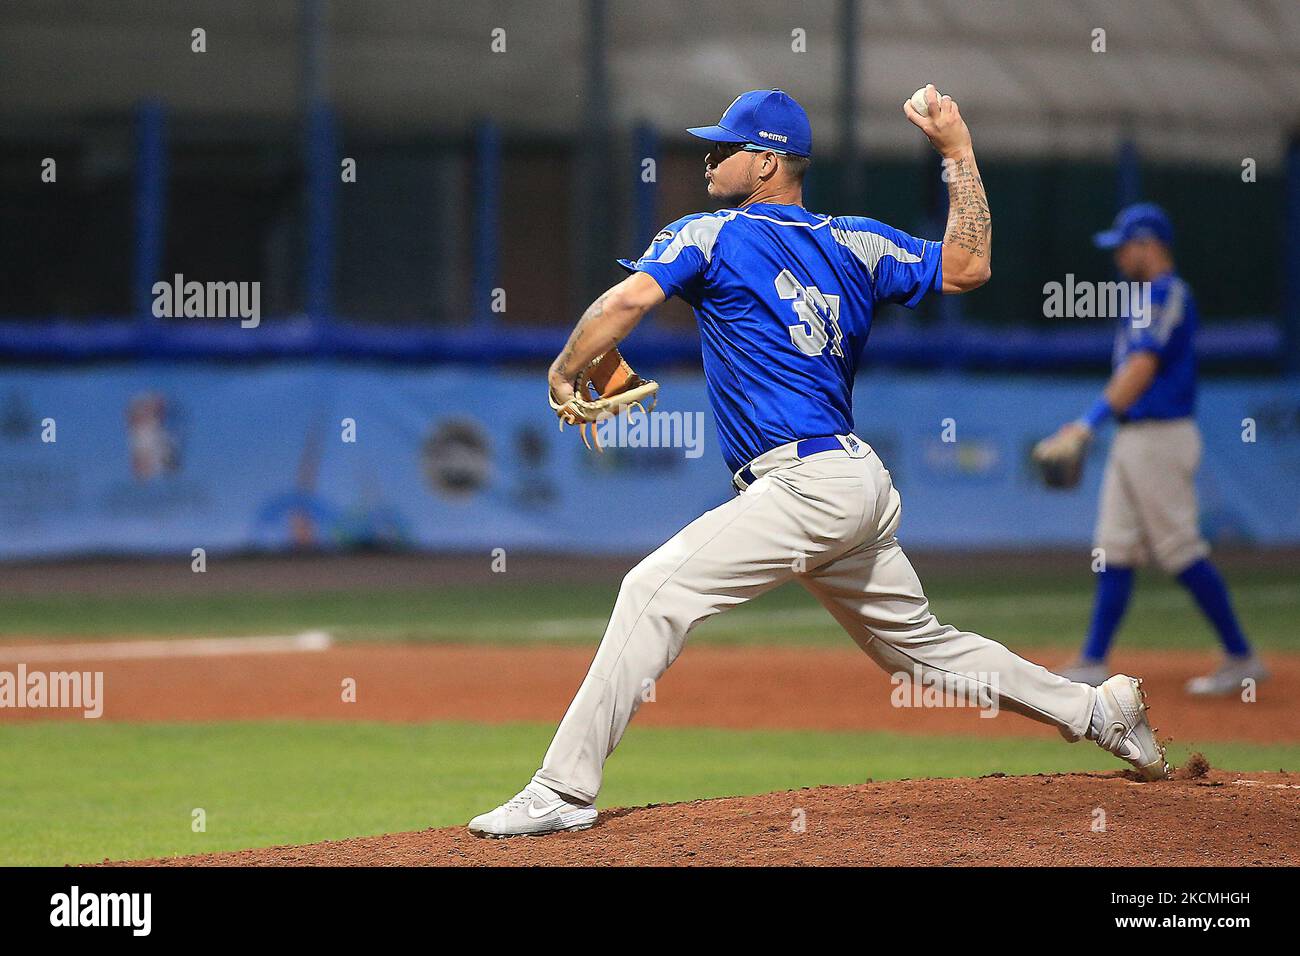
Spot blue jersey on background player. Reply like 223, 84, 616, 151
618, 206, 941, 473
1113, 270, 1197, 422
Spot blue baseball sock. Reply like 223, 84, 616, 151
1176, 558, 1252, 658
1081, 566, 1134, 663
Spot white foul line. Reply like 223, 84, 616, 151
0, 631, 332, 663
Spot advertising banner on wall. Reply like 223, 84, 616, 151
0, 365, 1295, 559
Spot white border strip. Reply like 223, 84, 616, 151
0, 631, 332, 663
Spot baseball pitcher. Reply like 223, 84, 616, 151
1047, 203, 1269, 695
469, 87, 1168, 839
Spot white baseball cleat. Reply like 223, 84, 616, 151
1056, 659, 1109, 687
1185, 656, 1270, 697
1093, 675, 1169, 781
467, 782, 598, 838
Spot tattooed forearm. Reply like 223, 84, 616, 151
551, 290, 624, 383
550, 274, 663, 387
944, 153, 991, 260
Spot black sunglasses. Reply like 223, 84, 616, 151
710, 141, 792, 159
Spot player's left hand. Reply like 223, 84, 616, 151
548, 347, 660, 451
1032, 422, 1091, 489
548, 371, 576, 407
1052, 421, 1092, 444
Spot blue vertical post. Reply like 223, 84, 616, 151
632, 123, 659, 251
472, 120, 501, 328
1117, 135, 1141, 207
303, 102, 337, 322
838, 0, 861, 211
632, 122, 658, 328
300, 0, 334, 325
1284, 135, 1300, 374
572, 0, 611, 316
133, 99, 167, 321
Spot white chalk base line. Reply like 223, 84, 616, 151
0, 631, 332, 663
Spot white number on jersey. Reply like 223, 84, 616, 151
774, 269, 844, 358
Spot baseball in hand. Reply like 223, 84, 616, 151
910, 86, 939, 117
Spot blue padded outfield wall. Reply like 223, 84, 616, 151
0, 365, 1297, 560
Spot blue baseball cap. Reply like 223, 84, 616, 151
1093, 202, 1174, 250
687, 89, 812, 157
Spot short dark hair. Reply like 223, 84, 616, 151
780, 153, 811, 183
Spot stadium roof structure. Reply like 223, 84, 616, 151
3, 0, 1300, 166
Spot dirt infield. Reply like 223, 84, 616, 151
10, 635, 1293, 867
2, 642, 1296, 743
118, 769, 1300, 866
0, 642, 1294, 744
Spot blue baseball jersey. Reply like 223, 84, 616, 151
1113, 272, 1197, 420
618, 203, 943, 473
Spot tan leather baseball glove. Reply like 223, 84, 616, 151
549, 347, 659, 451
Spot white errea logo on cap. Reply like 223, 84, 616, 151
758, 130, 788, 143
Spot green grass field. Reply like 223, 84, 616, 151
1, 562, 1296, 651
3, 720, 1298, 866
1, 559, 1295, 865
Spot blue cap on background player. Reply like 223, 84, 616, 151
1093, 202, 1174, 249
686, 89, 813, 157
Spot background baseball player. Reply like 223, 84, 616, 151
468, 87, 1168, 838
1050, 203, 1269, 695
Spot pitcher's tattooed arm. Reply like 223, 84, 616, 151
935, 148, 993, 292
901, 86, 991, 292
944, 154, 991, 261
548, 272, 667, 401
551, 291, 615, 384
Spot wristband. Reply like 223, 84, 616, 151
1079, 397, 1111, 430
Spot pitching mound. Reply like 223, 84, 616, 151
122, 770, 1299, 867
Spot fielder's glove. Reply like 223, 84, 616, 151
549, 347, 659, 451
1032, 425, 1090, 490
